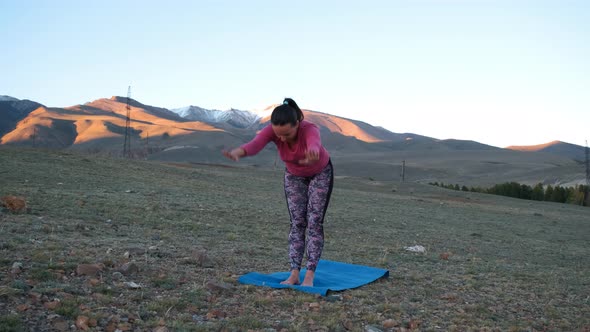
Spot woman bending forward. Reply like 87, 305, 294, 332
223, 98, 333, 286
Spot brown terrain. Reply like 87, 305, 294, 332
1, 95, 587, 188
0, 147, 588, 331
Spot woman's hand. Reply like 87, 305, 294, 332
222, 148, 245, 161
299, 149, 319, 165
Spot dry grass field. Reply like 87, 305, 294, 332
0, 147, 588, 331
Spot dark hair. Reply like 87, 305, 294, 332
271, 98, 304, 126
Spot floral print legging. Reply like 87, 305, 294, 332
283, 160, 333, 272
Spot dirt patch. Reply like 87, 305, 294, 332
0, 195, 27, 213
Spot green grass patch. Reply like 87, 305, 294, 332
0, 315, 25, 332
151, 277, 178, 290
226, 316, 266, 329
54, 298, 80, 319
29, 268, 56, 282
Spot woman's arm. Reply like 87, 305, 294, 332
240, 125, 275, 157
222, 125, 274, 161
299, 123, 322, 165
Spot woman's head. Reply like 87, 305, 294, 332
271, 98, 303, 143
271, 98, 304, 126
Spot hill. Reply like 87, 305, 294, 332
507, 140, 588, 162
0, 97, 225, 149
0, 147, 588, 330
0, 96, 586, 187
0, 96, 44, 137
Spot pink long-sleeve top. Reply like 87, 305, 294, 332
241, 120, 330, 177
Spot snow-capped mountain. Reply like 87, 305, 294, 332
0, 96, 43, 112
171, 106, 264, 128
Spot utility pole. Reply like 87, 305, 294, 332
123, 86, 132, 158
401, 160, 405, 182
585, 140, 589, 206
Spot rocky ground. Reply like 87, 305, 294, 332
1, 148, 589, 331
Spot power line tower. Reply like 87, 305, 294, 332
123, 86, 132, 158
585, 140, 589, 206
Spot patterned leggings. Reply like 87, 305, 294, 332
284, 160, 333, 272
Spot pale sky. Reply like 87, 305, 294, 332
1, 0, 589, 148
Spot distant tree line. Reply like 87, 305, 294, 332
429, 181, 589, 207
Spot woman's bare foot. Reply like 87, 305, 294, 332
301, 270, 315, 286
280, 270, 300, 285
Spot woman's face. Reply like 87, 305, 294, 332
272, 122, 299, 143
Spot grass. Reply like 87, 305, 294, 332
54, 298, 81, 319
0, 146, 589, 331
0, 315, 25, 332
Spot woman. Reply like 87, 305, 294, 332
223, 98, 333, 286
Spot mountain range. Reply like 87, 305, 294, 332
1, 95, 587, 187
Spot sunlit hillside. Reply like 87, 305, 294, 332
1, 97, 223, 148
506, 140, 559, 151
1, 95, 587, 187
507, 140, 587, 161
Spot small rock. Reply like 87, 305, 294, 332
105, 317, 119, 332
153, 327, 169, 332
124, 281, 141, 289
88, 278, 101, 286
205, 280, 233, 293
28, 292, 42, 303
126, 247, 147, 255
0, 195, 27, 213
206, 309, 227, 319
118, 322, 133, 331
44, 300, 60, 310
16, 304, 30, 312
404, 245, 426, 253
441, 292, 459, 301
194, 250, 214, 268
75, 316, 90, 330
365, 325, 383, 332
52, 319, 69, 331
76, 263, 104, 276
112, 272, 125, 280
439, 252, 451, 260
117, 262, 139, 276
11, 262, 23, 274
342, 320, 354, 330
408, 319, 421, 329
382, 319, 398, 328
325, 294, 342, 302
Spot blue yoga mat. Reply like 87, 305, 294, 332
238, 259, 389, 296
